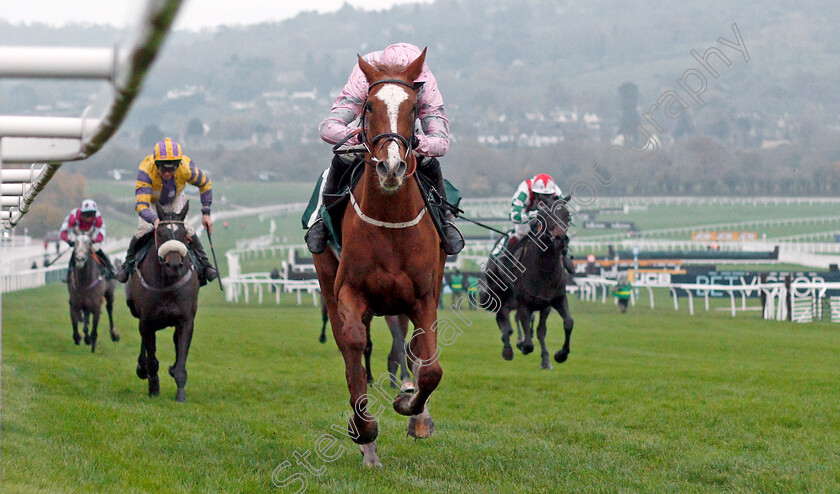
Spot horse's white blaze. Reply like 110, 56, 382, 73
375, 84, 409, 169
74, 235, 91, 263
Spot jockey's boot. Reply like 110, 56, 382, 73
419, 157, 464, 255
500, 235, 527, 272
115, 236, 140, 283
441, 209, 465, 255
305, 156, 349, 254
305, 220, 329, 254
96, 249, 115, 279
190, 235, 218, 285
563, 253, 576, 276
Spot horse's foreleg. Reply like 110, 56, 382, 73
170, 317, 195, 403
336, 288, 379, 447
363, 323, 373, 384
553, 295, 574, 364
396, 303, 442, 417
386, 315, 411, 388
395, 303, 441, 438
82, 309, 91, 345
319, 298, 328, 344
496, 305, 515, 361
89, 307, 101, 353
106, 285, 119, 342
140, 322, 160, 396
70, 303, 81, 345
516, 307, 535, 355
536, 307, 552, 370
136, 339, 148, 380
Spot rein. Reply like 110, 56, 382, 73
140, 218, 194, 292
72, 270, 101, 291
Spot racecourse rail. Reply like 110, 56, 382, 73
0, 0, 184, 228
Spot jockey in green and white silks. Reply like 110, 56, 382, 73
505, 173, 575, 275
509, 174, 563, 243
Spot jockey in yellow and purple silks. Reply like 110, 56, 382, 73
115, 138, 217, 284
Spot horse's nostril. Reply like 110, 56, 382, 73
396, 161, 407, 176
376, 162, 389, 177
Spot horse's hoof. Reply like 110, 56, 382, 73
83, 335, 91, 345
136, 365, 148, 380
359, 442, 382, 468
554, 349, 569, 363
521, 343, 534, 355
502, 346, 513, 361
392, 392, 415, 416
175, 388, 186, 403
319, 334, 327, 344
148, 376, 160, 396
73, 334, 81, 345
407, 415, 435, 439
111, 331, 120, 342
541, 361, 554, 370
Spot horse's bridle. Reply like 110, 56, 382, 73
145, 218, 194, 291
358, 78, 420, 176
154, 219, 187, 255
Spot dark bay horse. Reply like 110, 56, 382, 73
313, 49, 446, 467
67, 232, 118, 352
483, 196, 575, 369
125, 202, 200, 402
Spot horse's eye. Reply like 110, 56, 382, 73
365, 102, 372, 112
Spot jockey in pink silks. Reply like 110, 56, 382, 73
304, 42, 464, 256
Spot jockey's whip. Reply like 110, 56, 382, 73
205, 230, 224, 292
44, 246, 71, 267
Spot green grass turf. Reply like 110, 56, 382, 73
3, 282, 840, 492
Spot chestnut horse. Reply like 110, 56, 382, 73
67, 232, 119, 352
125, 202, 200, 402
313, 49, 446, 467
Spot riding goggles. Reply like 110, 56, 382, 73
156, 159, 181, 172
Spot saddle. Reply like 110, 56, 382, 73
303, 162, 461, 255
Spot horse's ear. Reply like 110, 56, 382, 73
358, 54, 380, 84
179, 201, 190, 221
403, 47, 427, 83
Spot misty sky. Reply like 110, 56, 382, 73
0, 0, 433, 31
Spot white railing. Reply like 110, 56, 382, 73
0, 0, 184, 228
0, 265, 66, 294
222, 272, 320, 306
573, 276, 840, 323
